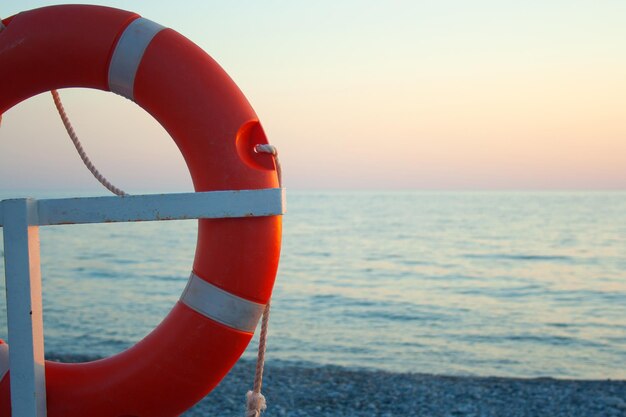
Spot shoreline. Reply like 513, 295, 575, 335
46, 354, 626, 416
181, 358, 626, 417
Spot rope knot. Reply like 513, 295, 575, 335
245, 390, 267, 417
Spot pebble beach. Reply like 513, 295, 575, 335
181, 359, 626, 417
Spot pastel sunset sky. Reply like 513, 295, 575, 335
1, 1, 624, 191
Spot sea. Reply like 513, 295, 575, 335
0, 191, 625, 380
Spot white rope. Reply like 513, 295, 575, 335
255, 144, 282, 185
50, 90, 128, 196
245, 144, 281, 417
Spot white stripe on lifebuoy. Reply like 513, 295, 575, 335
108, 17, 165, 100
180, 273, 266, 333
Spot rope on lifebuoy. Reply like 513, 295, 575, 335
50, 90, 128, 196
245, 144, 282, 417
255, 144, 282, 185
52, 85, 282, 417
1, 11, 282, 414
52, 89, 281, 416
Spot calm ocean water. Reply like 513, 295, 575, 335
0, 191, 625, 379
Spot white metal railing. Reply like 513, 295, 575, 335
0, 188, 286, 417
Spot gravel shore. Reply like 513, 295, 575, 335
182, 359, 626, 417
46, 354, 626, 416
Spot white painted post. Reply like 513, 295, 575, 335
2, 199, 47, 417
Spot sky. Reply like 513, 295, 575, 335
1, 1, 625, 192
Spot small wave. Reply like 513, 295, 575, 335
464, 253, 573, 262
546, 322, 570, 328
46, 352, 102, 363
344, 307, 452, 323
146, 274, 188, 282
399, 259, 432, 266
456, 283, 544, 298
90, 270, 121, 279
112, 258, 139, 265
462, 333, 604, 349
431, 273, 481, 281
307, 251, 331, 258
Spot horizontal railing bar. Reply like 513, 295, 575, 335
0, 188, 285, 227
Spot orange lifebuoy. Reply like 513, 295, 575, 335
0, 5, 281, 417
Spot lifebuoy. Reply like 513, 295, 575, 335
0, 5, 281, 416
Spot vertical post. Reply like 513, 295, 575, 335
2, 199, 47, 417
